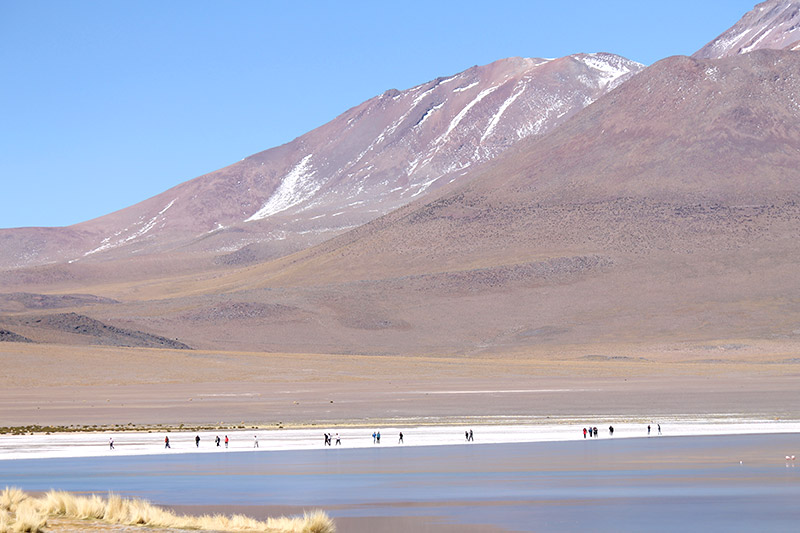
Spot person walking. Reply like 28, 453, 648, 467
373, 431, 377, 444
593, 427, 598, 437
466, 430, 470, 441
377, 431, 381, 444
254, 435, 259, 448
109, 437, 114, 450
609, 425, 614, 436
195, 435, 200, 448
215, 435, 220, 447
469, 429, 474, 442
648, 424, 651, 435
658, 424, 662, 435
583, 428, 587, 438
335, 433, 341, 445
398, 432, 404, 444
224, 435, 229, 448
165, 436, 170, 449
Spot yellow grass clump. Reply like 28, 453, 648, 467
0, 488, 26, 514
0, 488, 47, 533
0, 487, 335, 532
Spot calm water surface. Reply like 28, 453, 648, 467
2, 433, 799, 532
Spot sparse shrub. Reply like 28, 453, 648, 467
0, 488, 335, 532
9, 500, 46, 532
267, 510, 336, 533
74, 493, 105, 520
0, 487, 26, 512
301, 510, 337, 533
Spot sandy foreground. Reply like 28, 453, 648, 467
2, 417, 799, 461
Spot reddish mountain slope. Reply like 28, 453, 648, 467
694, 0, 800, 58
255, 50, 800, 285
0, 54, 642, 273
104, 49, 800, 355
5, 4, 800, 356
5, 50, 796, 355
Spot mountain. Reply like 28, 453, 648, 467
5, 2, 800, 356
694, 0, 800, 58
4, 48, 798, 355
143, 48, 798, 355
0, 53, 642, 274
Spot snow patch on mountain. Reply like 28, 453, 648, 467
713, 28, 754, 55
481, 81, 527, 142
83, 198, 177, 257
415, 102, 445, 129
453, 81, 479, 92
443, 85, 502, 141
410, 175, 445, 198
694, 1, 800, 59
246, 155, 318, 221
411, 85, 437, 107
578, 54, 640, 89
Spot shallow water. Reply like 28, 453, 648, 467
2, 433, 799, 532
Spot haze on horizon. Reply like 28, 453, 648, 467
1, 0, 757, 229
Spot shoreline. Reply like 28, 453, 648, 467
2, 415, 798, 462
4, 433, 799, 532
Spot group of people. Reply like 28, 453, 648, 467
111, 427, 482, 451
163, 434, 230, 449
370, 431, 405, 444
583, 423, 663, 438
323, 433, 341, 445
113, 424, 673, 451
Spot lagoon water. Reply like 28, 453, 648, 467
2, 433, 799, 532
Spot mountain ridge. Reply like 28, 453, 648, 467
5, 49, 798, 355
694, 0, 800, 58
0, 53, 642, 274
5, 2, 800, 356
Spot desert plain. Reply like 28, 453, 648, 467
3, 336, 799, 532
2, 339, 799, 430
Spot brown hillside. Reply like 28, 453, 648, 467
4, 51, 800, 356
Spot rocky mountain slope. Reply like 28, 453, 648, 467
694, 0, 800, 58
0, 54, 642, 273
118, 48, 797, 355
5, 2, 800, 356
7, 48, 798, 355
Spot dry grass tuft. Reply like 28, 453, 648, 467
0, 487, 335, 532
7, 500, 47, 533
0, 488, 27, 513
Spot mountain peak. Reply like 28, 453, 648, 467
694, 0, 800, 59
0, 52, 643, 272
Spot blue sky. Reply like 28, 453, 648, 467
1, 0, 757, 228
